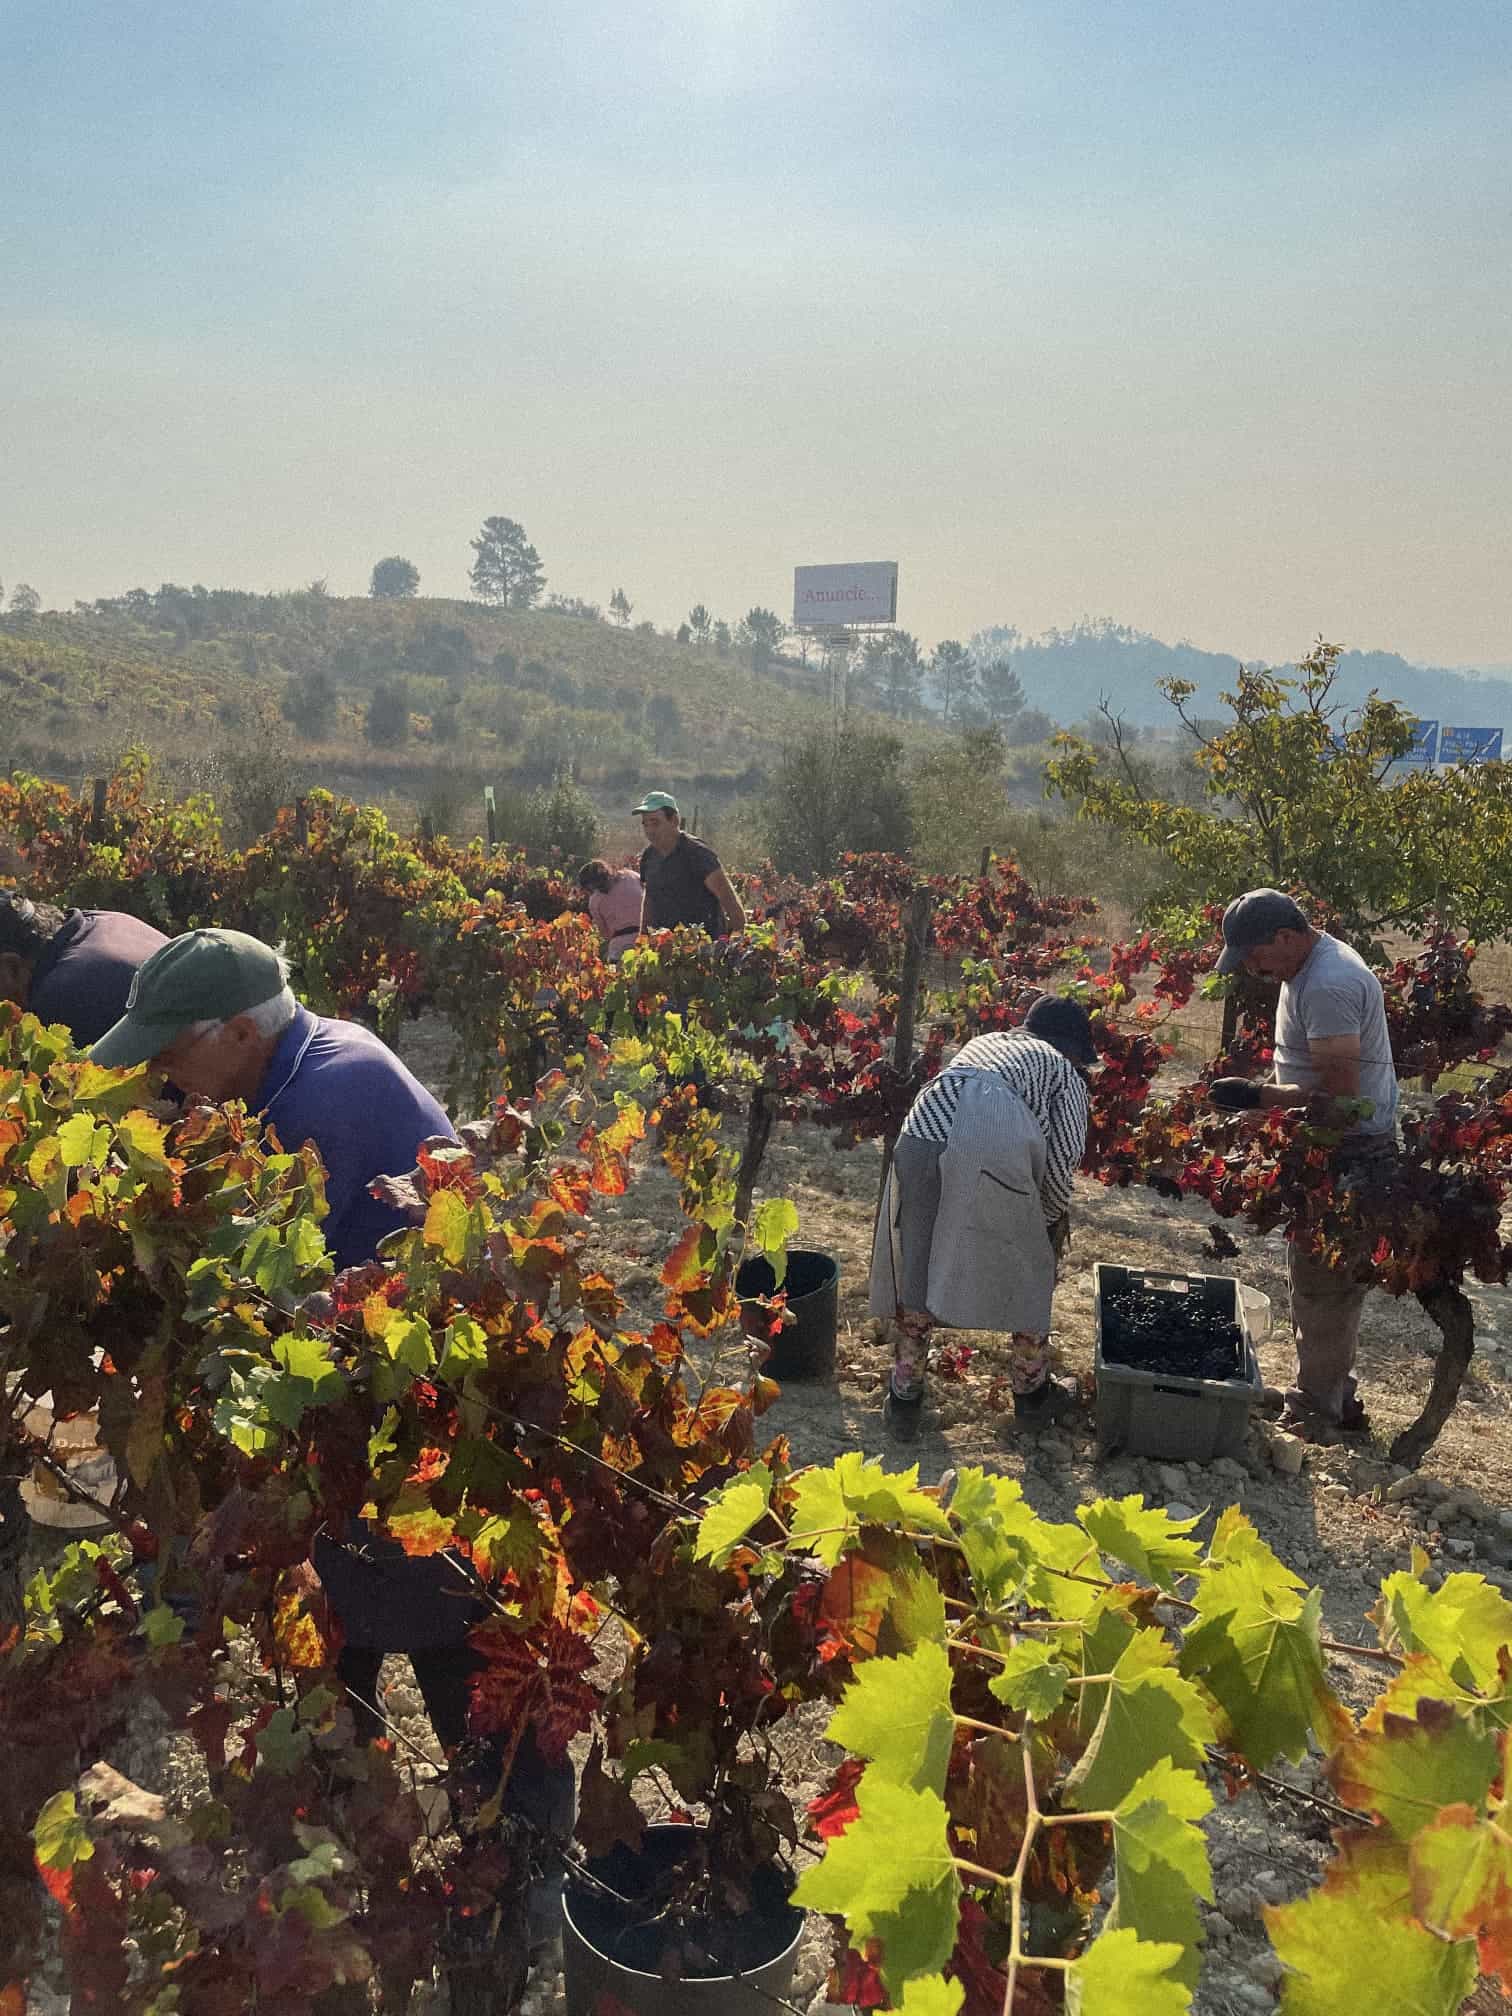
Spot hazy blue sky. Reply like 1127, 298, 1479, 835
4, 2, 1509, 665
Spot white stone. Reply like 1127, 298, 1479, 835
1269, 1433, 1307, 1477
1384, 1475, 1421, 1503
1156, 1464, 1189, 1496
1446, 1537, 1478, 1561
1246, 1950, 1286, 1987
1212, 1456, 1248, 1481
1165, 1502, 1198, 1522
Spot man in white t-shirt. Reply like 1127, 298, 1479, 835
1207, 890, 1397, 1437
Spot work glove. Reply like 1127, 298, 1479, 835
1209, 1077, 1263, 1112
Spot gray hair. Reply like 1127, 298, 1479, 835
183, 955, 298, 1045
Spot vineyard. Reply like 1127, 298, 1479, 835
6, 762, 1512, 2015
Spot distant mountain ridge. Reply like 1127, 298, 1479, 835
969, 619, 1512, 733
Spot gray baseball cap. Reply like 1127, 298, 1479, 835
1215, 889, 1311, 974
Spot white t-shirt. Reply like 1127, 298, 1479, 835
1274, 933, 1397, 1137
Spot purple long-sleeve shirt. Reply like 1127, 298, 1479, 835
254, 1004, 456, 1269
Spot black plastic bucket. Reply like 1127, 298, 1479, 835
736, 1249, 840, 1382
562, 1822, 804, 2016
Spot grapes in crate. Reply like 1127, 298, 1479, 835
1099, 1282, 1244, 1382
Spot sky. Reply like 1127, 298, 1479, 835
3, 1, 1510, 667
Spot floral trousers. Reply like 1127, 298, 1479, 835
892, 1308, 1052, 1396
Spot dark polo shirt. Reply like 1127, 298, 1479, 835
639, 833, 723, 935
29, 910, 169, 1046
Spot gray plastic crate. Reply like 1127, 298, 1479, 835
1093, 1263, 1263, 1463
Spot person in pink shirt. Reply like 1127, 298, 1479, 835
577, 858, 643, 961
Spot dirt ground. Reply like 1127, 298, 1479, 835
572, 1099, 1512, 2016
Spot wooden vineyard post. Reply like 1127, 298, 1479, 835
980, 844, 992, 878
875, 885, 935, 1217
484, 785, 497, 849
90, 777, 108, 837
294, 797, 309, 850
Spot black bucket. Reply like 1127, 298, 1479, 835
563, 1822, 804, 2016
736, 1249, 840, 1381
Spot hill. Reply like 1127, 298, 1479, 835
972, 617, 1512, 735
0, 586, 943, 841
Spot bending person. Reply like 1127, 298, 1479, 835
870, 996, 1096, 1420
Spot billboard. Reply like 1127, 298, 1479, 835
793, 561, 898, 627
1399, 720, 1439, 764
1439, 726, 1504, 765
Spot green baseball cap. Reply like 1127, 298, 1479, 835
632, 790, 679, 815
90, 928, 286, 1070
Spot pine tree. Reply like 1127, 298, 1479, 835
469, 517, 546, 609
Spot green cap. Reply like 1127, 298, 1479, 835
632, 790, 679, 815
90, 929, 286, 1070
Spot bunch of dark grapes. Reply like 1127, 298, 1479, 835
1100, 1286, 1243, 1381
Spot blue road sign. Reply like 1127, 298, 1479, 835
1399, 720, 1439, 764
1438, 726, 1504, 764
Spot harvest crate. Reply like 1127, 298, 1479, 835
1093, 1262, 1263, 1463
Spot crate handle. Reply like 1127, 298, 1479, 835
1150, 1382, 1201, 1398
1141, 1275, 1191, 1294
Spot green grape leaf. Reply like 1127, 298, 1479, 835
886, 1558, 948, 1652
56, 1112, 112, 1169
1332, 1699, 1498, 1842
1410, 1802, 1512, 1976
897, 1979, 964, 2016
1269, 1867, 1477, 2016
787, 1452, 950, 1566
1065, 1632, 1215, 1812
34, 1790, 94, 1875
1374, 1569, 1512, 1696
694, 1463, 774, 1566
1078, 1494, 1203, 1591
1065, 1927, 1188, 2016
828, 1641, 956, 1796
1182, 1580, 1347, 1768
752, 1197, 800, 1288
791, 1768, 959, 1995
263, 1329, 345, 1428
423, 1187, 471, 1264
988, 1640, 1071, 1718
1106, 1761, 1212, 1988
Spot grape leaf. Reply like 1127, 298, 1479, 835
1331, 1699, 1498, 1842
1078, 1494, 1203, 1591
694, 1462, 773, 1566
1106, 1761, 1212, 1988
897, 1979, 964, 2016
1065, 1632, 1215, 1811
422, 1187, 471, 1263
1373, 1568, 1512, 1696
827, 1641, 956, 1796
1410, 1802, 1512, 1983
787, 1452, 951, 1567
792, 1768, 959, 1995
988, 1640, 1071, 1718
1064, 1928, 1188, 2016
886, 1557, 948, 1652
1182, 1579, 1347, 1768
1268, 1867, 1477, 2015
752, 1197, 800, 1288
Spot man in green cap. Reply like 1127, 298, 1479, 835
90, 927, 574, 1937
634, 789, 745, 937
91, 927, 453, 1270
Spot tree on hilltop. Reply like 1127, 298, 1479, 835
736, 606, 785, 672
469, 516, 545, 609
9, 584, 40, 618
713, 619, 731, 655
609, 587, 633, 627
688, 604, 712, 645
370, 556, 420, 599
